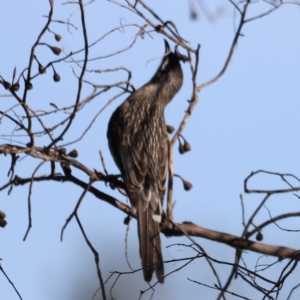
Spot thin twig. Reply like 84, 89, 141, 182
0, 262, 23, 300
23, 161, 47, 241
75, 213, 107, 300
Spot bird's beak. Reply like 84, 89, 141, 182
164, 39, 171, 54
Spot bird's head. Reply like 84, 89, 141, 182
150, 40, 185, 106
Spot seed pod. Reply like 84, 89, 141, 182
68, 149, 78, 158
182, 178, 193, 191
38, 64, 46, 74
55, 34, 62, 42
34, 55, 46, 74
53, 72, 60, 82
256, 231, 263, 241
155, 25, 164, 33
183, 141, 191, 152
26, 81, 33, 90
0, 211, 6, 219
1, 77, 11, 90
22, 74, 33, 90
0, 217, 7, 228
51, 63, 60, 82
178, 141, 185, 154
4, 81, 11, 89
49, 46, 61, 56
124, 216, 131, 225
58, 148, 66, 155
166, 125, 174, 134
12, 82, 20, 91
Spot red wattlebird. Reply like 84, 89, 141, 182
107, 40, 183, 283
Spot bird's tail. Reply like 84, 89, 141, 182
137, 202, 164, 283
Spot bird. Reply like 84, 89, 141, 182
107, 39, 183, 283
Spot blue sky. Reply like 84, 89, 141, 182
1, 1, 300, 299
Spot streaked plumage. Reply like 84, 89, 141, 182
107, 40, 183, 283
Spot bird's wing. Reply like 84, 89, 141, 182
107, 95, 167, 283
108, 93, 168, 199
107, 104, 147, 194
